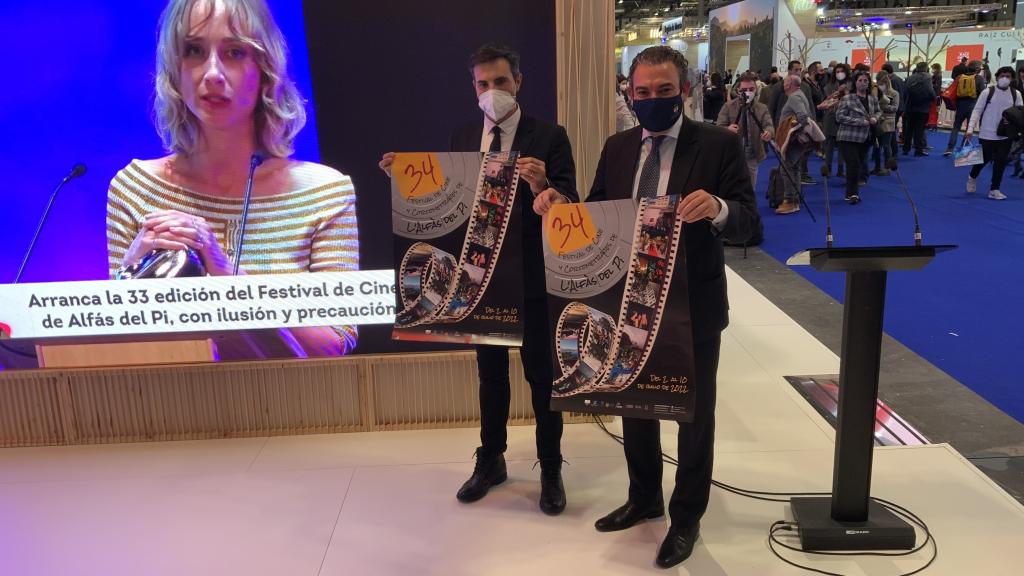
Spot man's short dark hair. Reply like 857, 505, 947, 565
468, 44, 521, 77
788, 60, 802, 71
628, 46, 688, 88
881, 63, 894, 74
961, 57, 968, 63
810, 61, 821, 70
914, 62, 928, 73
737, 72, 758, 85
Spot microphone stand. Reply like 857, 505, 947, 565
15, 164, 87, 283
742, 100, 816, 222
232, 153, 264, 275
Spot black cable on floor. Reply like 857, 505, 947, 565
591, 416, 938, 575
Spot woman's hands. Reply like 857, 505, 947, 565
124, 210, 234, 276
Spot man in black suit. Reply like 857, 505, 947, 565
380, 45, 577, 515
535, 46, 758, 568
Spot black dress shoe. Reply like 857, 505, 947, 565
656, 522, 701, 569
538, 459, 566, 515
594, 500, 664, 532
456, 448, 507, 503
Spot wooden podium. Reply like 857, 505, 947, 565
35, 339, 216, 368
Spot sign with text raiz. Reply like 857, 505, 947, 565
543, 196, 696, 421
390, 151, 524, 345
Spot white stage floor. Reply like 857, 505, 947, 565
1, 268, 1021, 575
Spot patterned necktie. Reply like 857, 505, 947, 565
489, 126, 502, 152
637, 135, 666, 199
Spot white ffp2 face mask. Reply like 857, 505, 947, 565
478, 89, 518, 123
997, 77, 1012, 89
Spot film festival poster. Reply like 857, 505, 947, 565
390, 151, 525, 346
543, 195, 697, 421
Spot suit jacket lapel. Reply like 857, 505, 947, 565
512, 113, 535, 155
666, 116, 699, 197
615, 127, 644, 200
464, 119, 485, 152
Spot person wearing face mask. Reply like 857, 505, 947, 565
534, 45, 759, 569
379, 44, 578, 515
820, 63, 852, 178
965, 66, 1023, 200
837, 71, 881, 204
716, 73, 774, 188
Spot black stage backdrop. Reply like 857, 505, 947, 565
301, 0, 558, 354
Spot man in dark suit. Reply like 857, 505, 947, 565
380, 45, 577, 515
535, 46, 759, 568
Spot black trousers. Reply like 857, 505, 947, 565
621, 335, 721, 528
477, 296, 563, 461
902, 111, 928, 153
969, 138, 1013, 191
839, 140, 869, 199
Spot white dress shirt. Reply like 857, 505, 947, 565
632, 114, 730, 230
481, 107, 523, 153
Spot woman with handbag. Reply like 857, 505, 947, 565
836, 70, 881, 204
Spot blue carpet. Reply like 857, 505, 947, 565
752, 131, 1024, 424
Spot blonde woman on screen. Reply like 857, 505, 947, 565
106, 0, 359, 357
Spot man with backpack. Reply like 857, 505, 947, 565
944, 63, 987, 156
903, 63, 935, 156
965, 66, 1024, 200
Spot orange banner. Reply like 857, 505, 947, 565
946, 45, 984, 71
851, 49, 886, 73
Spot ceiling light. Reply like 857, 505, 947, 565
855, 12, 862, 16
905, 10, 913, 15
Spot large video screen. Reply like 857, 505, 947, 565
0, 0, 557, 368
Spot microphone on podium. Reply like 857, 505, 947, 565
887, 159, 922, 246
819, 164, 834, 248
15, 163, 87, 283
232, 153, 264, 275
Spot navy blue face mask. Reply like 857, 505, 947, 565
632, 94, 683, 132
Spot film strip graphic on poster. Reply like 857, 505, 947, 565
395, 151, 521, 327
552, 195, 684, 396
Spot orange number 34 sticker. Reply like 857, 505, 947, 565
546, 204, 597, 256
394, 153, 446, 199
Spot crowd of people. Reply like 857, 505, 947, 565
613, 56, 1024, 213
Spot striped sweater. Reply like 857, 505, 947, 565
106, 159, 360, 355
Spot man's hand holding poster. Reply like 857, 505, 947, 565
543, 195, 697, 421
391, 151, 524, 345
